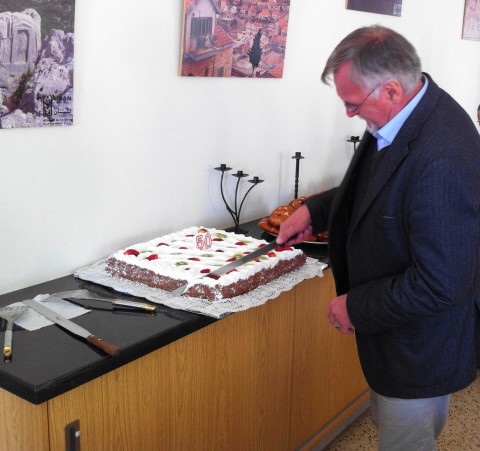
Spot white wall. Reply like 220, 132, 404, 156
1, 0, 479, 295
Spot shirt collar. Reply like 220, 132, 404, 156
373, 75, 428, 151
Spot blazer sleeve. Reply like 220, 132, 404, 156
303, 187, 337, 234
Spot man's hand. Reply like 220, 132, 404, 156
325, 294, 355, 335
276, 205, 313, 245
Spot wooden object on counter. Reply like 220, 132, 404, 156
0, 270, 368, 450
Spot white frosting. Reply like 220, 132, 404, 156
111, 226, 304, 289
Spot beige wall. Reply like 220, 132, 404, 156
1, 0, 479, 295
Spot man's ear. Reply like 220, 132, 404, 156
382, 80, 403, 103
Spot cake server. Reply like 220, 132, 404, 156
47, 289, 156, 312
22, 299, 120, 356
170, 239, 279, 296
0, 305, 28, 361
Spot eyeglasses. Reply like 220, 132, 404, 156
344, 84, 381, 114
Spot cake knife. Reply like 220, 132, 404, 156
46, 290, 156, 312
22, 299, 121, 356
170, 239, 279, 296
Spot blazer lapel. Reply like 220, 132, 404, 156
329, 131, 375, 224
348, 140, 409, 237
346, 72, 440, 237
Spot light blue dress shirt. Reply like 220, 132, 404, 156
373, 76, 428, 151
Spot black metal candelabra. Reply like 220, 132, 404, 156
291, 152, 304, 199
215, 164, 264, 233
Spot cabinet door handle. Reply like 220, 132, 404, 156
65, 419, 81, 451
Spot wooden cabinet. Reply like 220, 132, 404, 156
0, 270, 368, 450
0, 389, 49, 451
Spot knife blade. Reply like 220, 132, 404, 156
22, 299, 120, 356
170, 239, 279, 296
64, 297, 157, 317
47, 290, 156, 312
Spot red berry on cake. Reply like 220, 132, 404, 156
275, 246, 293, 252
198, 228, 208, 233
179, 247, 188, 249
267, 252, 276, 258
212, 238, 223, 241
200, 268, 211, 273
156, 243, 168, 247
146, 254, 158, 260
124, 249, 139, 256
226, 257, 237, 262
188, 257, 200, 261
215, 249, 224, 252
235, 242, 247, 246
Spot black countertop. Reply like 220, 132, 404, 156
0, 219, 329, 404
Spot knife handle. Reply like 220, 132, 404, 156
3, 322, 13, 357
111, 299, 156, 311
87, 335, 120, 356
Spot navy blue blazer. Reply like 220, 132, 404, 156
306, 74, 480, 398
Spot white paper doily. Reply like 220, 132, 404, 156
74, 257, 326, 319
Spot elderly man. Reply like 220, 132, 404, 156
278, 26, 480, 450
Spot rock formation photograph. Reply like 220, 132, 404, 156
0, 0, 75, 128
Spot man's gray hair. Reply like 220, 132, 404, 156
321, 25, 422, 94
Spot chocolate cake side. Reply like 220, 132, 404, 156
105, 253, 307, 300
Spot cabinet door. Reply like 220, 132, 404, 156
289, 271, 368, 449
0, 389, 49, 451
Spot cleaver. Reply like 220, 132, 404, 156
170, 239, 279, 296
22, 299, 120, 356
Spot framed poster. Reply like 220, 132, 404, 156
346, 0, 402, 17
0, 0, 75, 129
180, 0, 291, 78
462, 0, 480, 41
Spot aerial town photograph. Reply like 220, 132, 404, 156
180, 0, 290, 78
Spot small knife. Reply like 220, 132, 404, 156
48, 290, 156, 312
22, 299, 120, 356
170, 240, 279, 296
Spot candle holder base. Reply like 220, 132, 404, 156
225, 225, 249, 234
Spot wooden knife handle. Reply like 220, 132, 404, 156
87, 335, 120, 356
